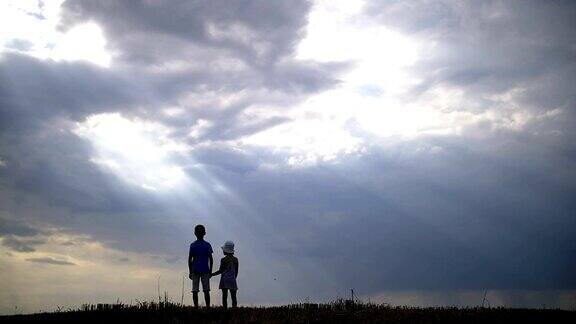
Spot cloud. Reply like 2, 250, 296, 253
4, 39, 33, 51
25, 257, 76, 266
364, 0, 576, 114
1, 0, 575, 312
2, 236, 45, 253
51, 0, 346, 149
232, 133, 576, 293
0, 53, 143, 131
59, 0, 311, 65
0, 217, 46, 252
0, 217, 42, 237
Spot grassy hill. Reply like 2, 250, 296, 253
2, 300, 575, 323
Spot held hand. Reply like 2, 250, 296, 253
188, 273, 193, 280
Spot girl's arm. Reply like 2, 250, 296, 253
234, 258, 239, 279
211, 259, 224, 277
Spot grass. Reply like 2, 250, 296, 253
2, 299, 575, 323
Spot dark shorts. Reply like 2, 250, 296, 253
191, 273, 210, 292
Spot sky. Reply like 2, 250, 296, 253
1, 0, 575, 314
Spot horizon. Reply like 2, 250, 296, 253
1, 0, 575, 314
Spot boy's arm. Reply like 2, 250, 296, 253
188, 246, 194, 277
209, 254, 214, 273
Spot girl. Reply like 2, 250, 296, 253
211, 241, 239, 308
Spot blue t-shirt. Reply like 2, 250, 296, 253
189, 239, 213, 274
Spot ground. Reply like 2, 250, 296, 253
2, 300, 575, 323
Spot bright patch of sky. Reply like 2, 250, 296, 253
0, 0, 527, 171
0, 0, 111, 66
242, 0, 472, 164
74, 113, 189, 191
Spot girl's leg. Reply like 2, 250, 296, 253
231, 290, 237, 308
221, 289, 228, 309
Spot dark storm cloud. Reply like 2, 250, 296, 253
365, 0, 576, 113
0, 218, 45, 252
0, 217, 42, 237
0, 115, 160, 213
26, 257, 76, 266
221, 130, 576, 294
1, 236, 45, 253
0, 53, 142, 131
58, 0, 342, 95
59, 0, 311, 65
189, 144, 261, 174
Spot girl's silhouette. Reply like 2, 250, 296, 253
211, 241, 239, 308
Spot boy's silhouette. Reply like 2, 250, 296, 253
188, 224, 213, 308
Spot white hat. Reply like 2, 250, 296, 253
221, 241, 235, 254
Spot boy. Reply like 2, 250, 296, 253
188, 224, 213, 308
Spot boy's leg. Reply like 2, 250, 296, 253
191, 274, 200, 308
203, 290, 210, 308
201, 273, 210, 307
192, 292, 199, 308
231, 290, 237, 308
222, 289, 228, 309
